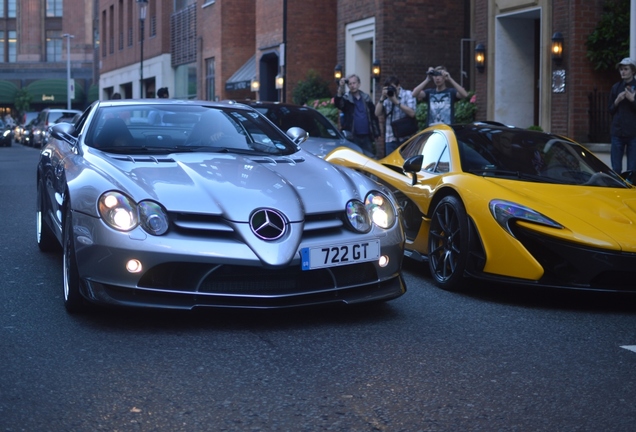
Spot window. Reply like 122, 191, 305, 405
7, 0, 15, 18
175, 63, 197, 99
0, 32, 4, 62
46, 0, 63, 17
206, 58, 215, 101
7, 30, 15, 62
400, 131, 449, 173
46, 31, 63, 62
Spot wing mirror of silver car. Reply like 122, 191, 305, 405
49, 122, 77, 146
286, 127, 309, 146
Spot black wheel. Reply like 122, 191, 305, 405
63, 205, 85, 313
36, 182, 59, 252
427, 195, 470, 291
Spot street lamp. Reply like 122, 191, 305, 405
63, 34, 74, 109
137, 0, 148, 98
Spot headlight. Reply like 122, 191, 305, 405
99, 192, 138, 231
345, 200, 371, 233
98, 192, 169, 235
365, 191, 396, 229
489, 199, 562, 237
139, 201, 169, 235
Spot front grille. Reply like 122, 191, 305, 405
138, 262, 378, 296
512, 224, 636, 290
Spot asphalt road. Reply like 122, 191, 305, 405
2, 143, 636, 431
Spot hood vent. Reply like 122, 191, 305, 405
109, 155, 176, 164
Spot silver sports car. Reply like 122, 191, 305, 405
37, 100, 406, 312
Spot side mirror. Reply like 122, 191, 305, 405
286, 127, 309, 146
403, 155, 423, 186
50, 122, 77, 146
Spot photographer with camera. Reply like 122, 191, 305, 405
335, 74, 380, 157
375, 76, 417, 156
412, 66, 468, 127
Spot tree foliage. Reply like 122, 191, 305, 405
586, 0, 630, 71
13, 89, 32, 118
292, 69, 332, 106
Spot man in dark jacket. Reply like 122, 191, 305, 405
609, 57, 636, 173
334, 74, 380, 156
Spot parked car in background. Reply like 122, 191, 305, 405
326, 121, 636, 293
31, 108, 81, 148
231, 100, 370, 157
13, 111, 39, 145
0, 119, 12, 146
37, 100, 405, 312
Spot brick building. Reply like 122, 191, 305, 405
473, 0, 616, 143
97, 0, 614, 144
0, 0, 96, 117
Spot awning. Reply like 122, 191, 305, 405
225, 55, 256, 91
25, 79, 85, 104
0, 80, 18, 104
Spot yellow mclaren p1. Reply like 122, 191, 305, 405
326, 122, 636, 292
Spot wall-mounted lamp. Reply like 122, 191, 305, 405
275, 74, 284, 90
250, 77, 260, 92
475, 43, 485, 72
334, 64, 343, 82
372, 60, 381, 79
551, 32, 564, 65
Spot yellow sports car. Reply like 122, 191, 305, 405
326, 122, 636, 292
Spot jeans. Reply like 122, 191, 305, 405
352, 134, 376, 157
610, 135, 636, 173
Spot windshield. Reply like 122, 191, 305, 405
455, 125, 628, 188
85, 104, 298, 156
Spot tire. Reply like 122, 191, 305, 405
36, 182, 59, 252
427, 195, 470, 291
63, 205, 86, 313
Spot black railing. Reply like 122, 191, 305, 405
588, 88, 610, 143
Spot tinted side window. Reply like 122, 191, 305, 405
422, 133, 449, 173
400, 131, 433, 159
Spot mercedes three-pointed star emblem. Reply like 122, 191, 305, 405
249, 208, 286, 240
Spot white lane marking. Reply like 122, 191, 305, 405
620, 345, 636, 353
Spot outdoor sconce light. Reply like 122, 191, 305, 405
250, 77, 260, 92
334, 64, 343, 82
275, 74, 284, 90
551, 32, 564, 65
475, 43, 485, 72
372, 60, 381, 79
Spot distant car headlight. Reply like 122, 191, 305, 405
99, 192, 138, 231
365, 191, 396, 229
139, 201, 169, 235
345, 200, 372, 233
2, 130, 10, 137
489, 199, 562, 237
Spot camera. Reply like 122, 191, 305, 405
427, 70, 442, 77
386, 85, 396, 97
344, 79, 349, 85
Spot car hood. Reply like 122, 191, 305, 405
487, 178, 636, 251
89, 150, 365, 222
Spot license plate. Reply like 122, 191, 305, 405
301, 240, 380, 270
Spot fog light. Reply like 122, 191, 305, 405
126, 259, 143, 273
378, 255, 389, 267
